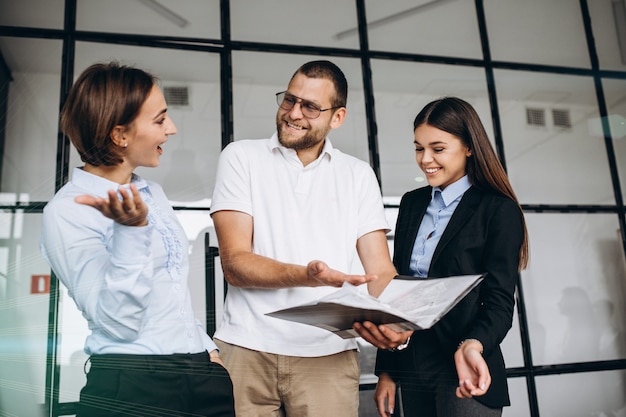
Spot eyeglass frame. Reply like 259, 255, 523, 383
275, 91, 344, 119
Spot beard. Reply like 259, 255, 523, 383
276, 114, 331, 151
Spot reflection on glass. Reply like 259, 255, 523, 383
76, 0, 220, 39
0, 0, 64, 28
0, 212, 52, 415
558, 286, 602, 362
495, 69, 614, 205
536, 370, 626, 416
231, 51, 369, 163
588, 0, 626, 72
69, 42, 222, 203
593, 296, 626, 360
484, 0, 590, 68
230, 0, 359, 49
370, 59, 490, 197
364, 0, 482, 59
522, 213, 626, 365
0, 37, 62, 201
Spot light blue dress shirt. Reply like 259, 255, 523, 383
40, 167, 217, 355
409, 176, 472, 277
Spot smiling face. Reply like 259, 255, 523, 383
120, 85, 177, 170
275, 73, 345, 162
414, 123, 471, 190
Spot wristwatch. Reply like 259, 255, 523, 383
389, 336, 410, 352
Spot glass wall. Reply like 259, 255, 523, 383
0, 1, 624, 416
364, 0, 483, 59
494, 69, 614, 205
484, 0, 591, 68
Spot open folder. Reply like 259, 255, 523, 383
266, 274, 485, 339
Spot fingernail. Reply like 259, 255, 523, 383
480, 382, 486, 390
389, 407, 394, 415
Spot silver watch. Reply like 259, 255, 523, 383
389, 336, 410, 352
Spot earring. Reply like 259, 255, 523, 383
123, 143, 128, 148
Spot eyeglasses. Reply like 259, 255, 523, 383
275, 91, 343, 119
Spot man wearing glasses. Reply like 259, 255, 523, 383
210, 60, 397, 417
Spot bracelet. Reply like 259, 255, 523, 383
388, 336, 411, 352
457, 338, 483, 354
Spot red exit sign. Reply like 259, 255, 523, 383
31, 275, 50, 294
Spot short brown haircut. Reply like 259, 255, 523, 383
292, 60, 348, 109
60, 62, 157, 166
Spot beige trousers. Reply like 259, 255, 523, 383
215, 339, 360, 417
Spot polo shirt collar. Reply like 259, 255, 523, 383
269, 132, 334, 162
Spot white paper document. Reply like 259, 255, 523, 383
266, 274, 485, 339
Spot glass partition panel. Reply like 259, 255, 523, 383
0, 211, 51, 416
358, 339, 378, 385
601, 77, 626, 197
370, 59, 491, 197
536, 370, 626, 416
57, 284, 89, 404
484, 0, 591, 68
76, 0, 220, 39
177, 211, 222, 334
522, 213, 626, 365
500, 302, 524, 368
0, 0, 64, 29
588, 0, 626, 72
230, 0, 359, 49
358, 387, 380, 417
231, 51, 369, 164
494, 69, 614, 205
502, 377, 530, 417
69, 42, 222, 204
0, 37, 62, 202
364, 0, 482, 59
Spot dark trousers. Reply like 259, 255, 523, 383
78, 352, 235, 417
399, 384, 502, 417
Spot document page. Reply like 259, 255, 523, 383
378, 274, 485, 329
266, 274, 484, 338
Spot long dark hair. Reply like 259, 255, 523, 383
414, 97, 529, 270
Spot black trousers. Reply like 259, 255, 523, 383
78, 352, 235, 417
399, 384, 502, 417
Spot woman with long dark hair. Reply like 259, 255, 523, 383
356, 97, 528, 417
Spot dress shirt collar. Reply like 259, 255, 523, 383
71, 167, 147, 196
432, 175, 471, 207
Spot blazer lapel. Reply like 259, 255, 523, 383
395, 189, 430, 274
430, 187, 482, 268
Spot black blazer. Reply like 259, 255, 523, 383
376, 185, 524, 408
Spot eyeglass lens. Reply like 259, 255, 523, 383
276, 92, 322, 119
